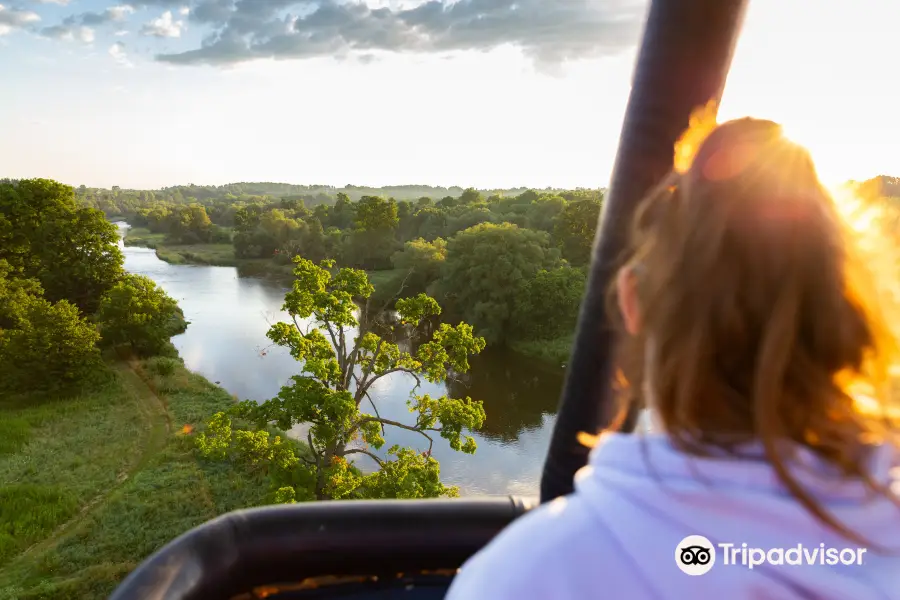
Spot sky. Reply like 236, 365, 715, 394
0, 0, 898, 190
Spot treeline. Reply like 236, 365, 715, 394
854, 175, 900, 202
78, 183, 604, 358
0, 179, 187, 394
76, 182, 561, 220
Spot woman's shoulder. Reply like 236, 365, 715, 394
445, 494, 651, 600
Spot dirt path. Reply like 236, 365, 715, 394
16, 363, 171, 559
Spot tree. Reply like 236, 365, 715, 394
445, 207, 496, 238
371, 237, 447, 306
300, 217, 329, 262
97, 274, 184, 357
526, 194, 567, 232
0, 178, 124, 314
409, 206, 447, 241
459, 188, 483, 205
0, 261, 101, 393
437, 223, 561, 343
392, 237, 447, 279
166, 203, 213, 244
346, 196, 400, 269
197, 258, 486, 501
354, 196, 399, 231
511, 266, 587, 341
553, 198, 602, 265
328, 193, 356, 229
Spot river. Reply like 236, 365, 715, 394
118, 224, 564, 496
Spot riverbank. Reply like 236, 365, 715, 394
0, 355, 276, 599
125, 226, 296, 281
124, 228, 573, 365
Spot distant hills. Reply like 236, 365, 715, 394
79, 182, 583, 203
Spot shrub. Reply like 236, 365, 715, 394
0, 293, 102, 394
97, 274, 183, 357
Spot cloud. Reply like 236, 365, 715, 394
179, 6, 189, 16
41, 23, 94, 43
115, 29, 129, 36
156, 0, 647, 67
109, 40, 133, 66
141, 10, 184, 37
79, 4, 135, 26
37, 0, 183, 45
0, 4, 40, 36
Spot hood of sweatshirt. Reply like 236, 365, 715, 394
573, 432, 900, 599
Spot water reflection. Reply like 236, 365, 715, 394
448, 349, 563, 444
118, 224, 563, 496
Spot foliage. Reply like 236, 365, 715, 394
0, 261, 101, 394
76, 182, 609, 362
354, 196, 399, 231
511, 266, 587, 341
437, 222, 561, 343
343, 196, 400, 270
197, 257, 487, 500
96, 274, 184, 357
553, 198, 602, 265
369, 237, 448, 305
0, 178, 123, 314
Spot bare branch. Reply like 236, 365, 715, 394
376, 268, 414, 316
365, 391, 386, 436
361, 295, 372, 335
360, 367, 422, 399
347, 314, 368, 379
323, 321, 340, 354
354, 337, 386, 404
256, 341, 279, 358
321, 320, 346, 378
357, 416, 437, 454
291, 315, 310, 336
342, 448, 384, 467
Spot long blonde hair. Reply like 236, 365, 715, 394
607, 116, 899, 547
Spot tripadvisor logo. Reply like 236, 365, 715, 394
675, 535, 868, 575
676, 535, 716, 576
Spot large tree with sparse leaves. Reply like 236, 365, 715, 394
198, 257, 486, 501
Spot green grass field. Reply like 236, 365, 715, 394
121, 227, 166, 249
124, 227, 238, 267
0, 359, 271, 600
155, 244, 237, 266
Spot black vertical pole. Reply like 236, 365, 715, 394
539, 0, 750, 503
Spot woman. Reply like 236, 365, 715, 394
446, 118, 900, 599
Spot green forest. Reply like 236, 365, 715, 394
81, 181, 604, 363
3, 175, 899, 599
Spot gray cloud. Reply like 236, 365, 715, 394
0, 4, 40, 36
155, 0, 647, 67
44, 1, 182, 35
79, 4, 135, 26
39, 3, 133, 42
40, 23, 94, 43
